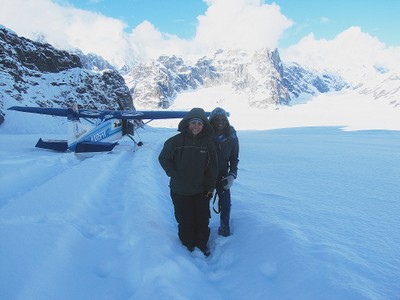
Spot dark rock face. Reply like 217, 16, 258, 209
282, 63, 348, 99
0, 26, 134, 116
0, 25, 350, 115
0, 28, 82, 73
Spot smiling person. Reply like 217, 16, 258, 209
209, 107, 239, 237
158, 107, 218, 256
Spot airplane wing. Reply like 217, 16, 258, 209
8, 106, 70, 117
138, 110, 190, 120
8, 106, 190, 120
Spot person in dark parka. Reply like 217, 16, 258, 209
158, 107, 218, 256
209, 107, 239, 237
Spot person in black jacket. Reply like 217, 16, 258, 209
209, 107, 239, 237
159, 107, 218, 256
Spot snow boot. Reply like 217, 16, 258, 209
218, 225, 230, 237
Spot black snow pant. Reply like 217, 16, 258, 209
216, 186, 231, 232
170, 190, 211, 252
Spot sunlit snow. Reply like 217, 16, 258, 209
1, 90, 399, 299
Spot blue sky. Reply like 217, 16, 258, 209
276, 0, 400, 47
62, 0, 208, 41
62, 0, 400, 48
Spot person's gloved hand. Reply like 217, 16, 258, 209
205, 191, 213, 199
221, 174, 235, 190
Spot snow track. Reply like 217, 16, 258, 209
0, 134, 160, 299
1, 145, 140, 299
1, 127, 400, 300
1, 129, 221, 299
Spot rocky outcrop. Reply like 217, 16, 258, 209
123, 48, 346, 109
283, 62, 348, 99
0, 26, 134, 117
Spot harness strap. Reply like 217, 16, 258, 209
212, 192, 221, 214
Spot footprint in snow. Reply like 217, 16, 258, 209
260, 261, 278, 279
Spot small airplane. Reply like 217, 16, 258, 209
8, 104, 191, 153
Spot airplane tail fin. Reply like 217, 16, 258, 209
67, 103, 90, 145
32, 104, 80, 152
67, 103, 80, 121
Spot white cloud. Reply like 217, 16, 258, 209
281, 26, 400, 82
320, 17, 330, 24
0, 0, 131, 65
127, 21, 192, 61
193, 0, 292, 53
0, 0, 292, 65
125, 0, 293, 60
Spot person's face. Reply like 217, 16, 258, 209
188, 120, 203, 136
212, 116, 227, 133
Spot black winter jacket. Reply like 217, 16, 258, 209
159, 108, 218, 196
213, 126, 239, 181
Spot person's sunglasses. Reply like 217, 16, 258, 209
213, 118, 226, 123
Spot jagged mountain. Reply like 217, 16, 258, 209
0, 26, 133, 118
123, 48, 293, 109
353, 72, 400, 107
204, 48, 291, 108
5, 24, 390, 118
283, 62, 349, 100
123, 56, 203, 109
70, 48, 116, 72
123, 48, 347, 109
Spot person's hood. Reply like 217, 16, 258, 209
178, 107, 214, 135
209, 107, 232, 137
208, 107, 230, 127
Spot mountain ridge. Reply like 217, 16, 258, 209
1, 24, 398, 120
0, 26, 133, 118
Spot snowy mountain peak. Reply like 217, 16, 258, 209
122, 47, 348, 109
2, 24, 398, 118
0, 26, 134, 117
